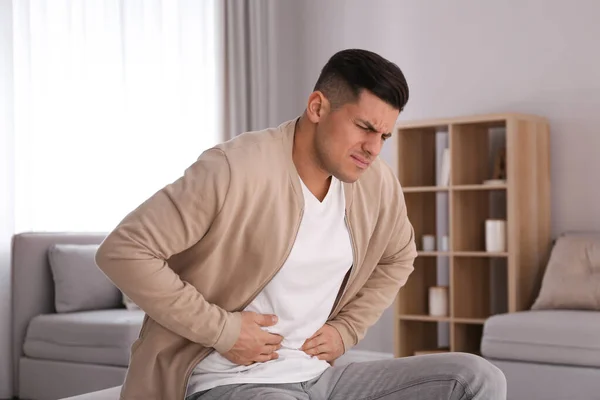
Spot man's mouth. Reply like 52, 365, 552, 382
351, 155, 370, 169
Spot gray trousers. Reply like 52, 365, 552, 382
187, 352, 506, 400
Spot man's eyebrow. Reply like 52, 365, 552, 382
357, 118, 391, 136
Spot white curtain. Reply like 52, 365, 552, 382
12, 0, 219, 232
219, 0, 277, 140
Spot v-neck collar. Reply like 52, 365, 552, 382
300, 177, 336, 207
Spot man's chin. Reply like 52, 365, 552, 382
333, 170, 361, 184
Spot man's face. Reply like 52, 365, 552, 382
314, 90, 399, 183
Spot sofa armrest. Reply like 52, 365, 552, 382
11, 232, 106, 397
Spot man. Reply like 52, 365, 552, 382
96, 49, 506, 400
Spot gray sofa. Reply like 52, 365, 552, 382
11, 232, 144, 400
13, 231, 600, 400
481, 232, 600, 400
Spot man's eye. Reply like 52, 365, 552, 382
382, 134, 391, 141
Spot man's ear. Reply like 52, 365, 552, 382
306, 91, 330, 123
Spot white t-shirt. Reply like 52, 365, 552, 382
186, 176, 353, 395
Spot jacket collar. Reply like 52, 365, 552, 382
281, 117, 354, 212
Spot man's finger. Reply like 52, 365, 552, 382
263, 332, 284, 345
305, 343, 328, 356
261, 344, 281, 355
304, 329, 323, 344
255, 313, 279, 327
302, 336, 325, 351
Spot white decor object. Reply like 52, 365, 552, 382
440, 235, 449, 251
422, 234, 436, 251
483, 179, 506, 186
439, 148, 450, 186
485, 219, 507, 252
428, 286, 449, 316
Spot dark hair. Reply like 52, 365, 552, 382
313, 49, 409, 111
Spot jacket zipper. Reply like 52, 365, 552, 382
328, 211, 357, 319
180, 209, 305, 400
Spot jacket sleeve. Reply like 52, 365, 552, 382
95, 148, 241, 354
326, 188, 417, 353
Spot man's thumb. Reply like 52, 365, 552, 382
256, 313, 278, 326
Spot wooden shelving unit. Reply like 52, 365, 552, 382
393, 113, 551, 358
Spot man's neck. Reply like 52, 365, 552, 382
292, 115, 332, 202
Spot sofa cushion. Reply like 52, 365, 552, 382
481, 310, 600, 368
49, 244, 123, 313
531, 234, 600, 311
23, 309, 145, 367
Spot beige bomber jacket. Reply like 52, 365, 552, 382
95, 118, 417, 400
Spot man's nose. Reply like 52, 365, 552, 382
362, 135, 382, 158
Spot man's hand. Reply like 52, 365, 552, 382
221, 311, 283, 366
301, 324, 344, 362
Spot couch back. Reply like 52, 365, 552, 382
11, 232, 106, 396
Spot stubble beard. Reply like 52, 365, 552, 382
313, 135, 358, 184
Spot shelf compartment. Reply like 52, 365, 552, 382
453, 257, 508, 319
405, 192, 438, 249
396, 319, 449, 358
450, 120, 507, 186
397, 126, 442, 187
397, 256, 439, 316
452, 323, 484, 354
451, 189, 507, 252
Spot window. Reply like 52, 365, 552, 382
12, 0, 219, 232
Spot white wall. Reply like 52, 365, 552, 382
0, 0, 14, 397
270, 0, 600, 353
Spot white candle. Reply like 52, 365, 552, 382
422, 234, 435, 251
485, 219, 507, 252
429, 286, 449, 316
